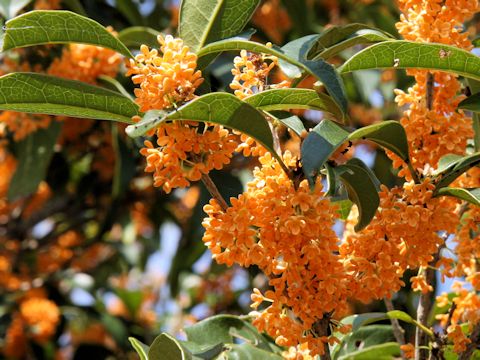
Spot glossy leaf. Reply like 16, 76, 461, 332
118, 26, 161, 48
126, 93, 282, 163
434, 154, 463, 175
341, 312, 388, 332
334, 325, 397, 360
197, 39, 347, 115
433, 153, 480, 190
336, 158, 380, 231
244, 88, 344, 121
8, 121, 61, 200
268, 111, 305, 136
340, 41, 480, 81
179, 0, 260, 53
129, 337, 149, 360
309, 24, 394, 58
2, 10, 133, 58
0, 0, 31, 19
149, 333, 193, 360
309, 24, 394, 60
0, 73, 140, 123
301, 119, 349, 182
387, 310, 414, 324
349, 120, 410, 162
435, 188, 480, 206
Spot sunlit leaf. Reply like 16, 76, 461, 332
179, 0, 260, 53
1, 10, 133, 57
129, 337, 149, 360
0, 73, 140, 123
433, 153, 480, 190
435, 188, 480, 206
148, 333, 193, 360
340, 41, 480, 81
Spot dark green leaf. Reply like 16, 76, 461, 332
126, 93, 282, 163
8, 121, 61, 200
129, 337, 149, 360
116, 0, 144, 25
184, 315, 249, 346
115, 288, 143, 318
62, 0, 87, 16
334, 325, 397, 360
459, 92, 480, 111
340, 41, 480, 81
118, 26, 161, 49
0, 0, 31, 19
301, 119, 349, 182
433, 153, 480, 190
435, 188, 480, 206
197, 39, 347, 115
0, 73, 140, 123
180, 342, 225, 359
308, 24, 394, 58
340, 313, 388, 332
434, 154, 463, 175
98, 75, 133, 99
2, 10, 133, 57
149, 333, 193, 360
100, 313, 128, 346
336, 158, 380, 231
309, 24, 394, 60
349, 121, 410, 162
244, 88, 344, 121
465, 80, 480, 152
179, 0, 260, 53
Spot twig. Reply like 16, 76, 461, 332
384, 298, 407, 360
426, 72, 434, 111
313, 313, 332, 360
201, 174, 228, 211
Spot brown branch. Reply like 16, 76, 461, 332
313, 313, 332, 360
426, 72, 435, 111
201, 174, 228, 211
384, 298, 407, 360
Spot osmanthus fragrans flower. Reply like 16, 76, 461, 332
202, 151, 350, 356
127, 35, 243, 193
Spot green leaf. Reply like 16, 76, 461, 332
8, 121, 60, 200
0, 0, 32, 19
301, 119, 349, 182
434, 154, 463, 175
100, 313, 128, 346
62, 0, 87, 16
308, 24, 394, 59
336, 158, 380, 231
226, 344, 282, 360
197, 39, 347, 115
125, 93, 284, 164
0, 73, 140, 123
184, 315, 250, 346
340, 313, 388, 332
115, 288, 143, 318
459, 91, 480, 123
268, 111, 305, 137
334, 325, 397, 360
129, 337, 149, 360
433, 153, 480, 190
149, 333, 193, 360
180, 342, 225, 359
386, 310, 414, 324
2, 10, 133, 58
435, 188, 480, 206
309, 25, 395, 60
111, 127, 136, 199
338, 343, 400, 360
334, 199, 354, 220
118, 26, 161, 49
340, 41, 480, 81
244, 88, 344, 122
349, 120, 410, 162
179, 0, 260, 53
465, 80, 480, 152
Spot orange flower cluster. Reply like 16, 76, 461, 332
0, 111, 51, 141
340, 180, 458, 302
37, 231, 83, 274
140, 121, 238, 193
230, 48, 290, 100
34, 0, 61, 10
203, 152, 350, 356
126, 35, 203, 112
437, 282, 480, 352
389, 0, 476, 176
48, 29, 122, 85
